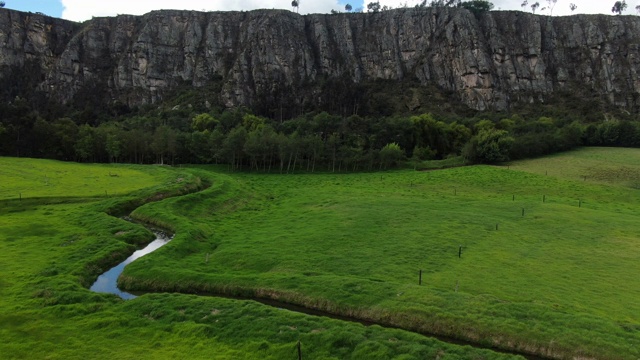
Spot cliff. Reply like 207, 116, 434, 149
1, 7, 639, 114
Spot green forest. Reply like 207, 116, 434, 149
2, 89, 639, 170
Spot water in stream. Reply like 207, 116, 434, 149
90, 232, 172, 299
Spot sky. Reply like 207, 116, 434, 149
1, 0, 638, 22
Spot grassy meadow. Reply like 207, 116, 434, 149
0, 158, 517, 359
509, 147, 640, 187
120, 147, 640, 359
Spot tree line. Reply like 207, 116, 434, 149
2, 96, 640, 171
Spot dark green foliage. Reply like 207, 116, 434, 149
1, 74, 639, 167
458, 0, 494, 15
367, 1, 381, 12
612, 0, 627, 14
379, 143, 405, 168
463, 128, 514, 164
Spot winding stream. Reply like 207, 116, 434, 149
90, 231, 172, 299
89, 226, 545, 360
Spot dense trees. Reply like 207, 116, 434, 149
367, 2, 381, 13
458, 0, 494, 15
2, 90, 640, 171
463, 128, 514, 164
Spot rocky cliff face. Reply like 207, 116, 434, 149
1, 7, 639, 113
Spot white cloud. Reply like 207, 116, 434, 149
61, 0, 344, 22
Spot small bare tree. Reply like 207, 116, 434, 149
546, 0, 557, 15
570, 3, 577, 12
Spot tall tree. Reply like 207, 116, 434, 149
531, 2, 539, 13
291, 0, 299, 12
75, 125, 95, 162
187, 131, 211, 163
0, 2, 5, 8
105, 134, 121, 163
151, 125, 177, 165
52, 118, 79, 161
521, 0, 528, 10
221, 126, 247, 170
367, 1, 381, 12
612, 0, 627, 14
546, 0, 557, 15
345, 3, 352, 12
459, 0, 494, 15
379, 143, 404, 169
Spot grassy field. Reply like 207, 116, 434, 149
120, 147, 640, 359
0, 157, 516, 359
0, 158, 165, 200
509, 147, 640, 188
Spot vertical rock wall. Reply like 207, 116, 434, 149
1, 7, 639, 112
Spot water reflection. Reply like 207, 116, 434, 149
90, 232, 172, 300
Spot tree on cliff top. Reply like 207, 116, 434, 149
367, 1, 381, 12
291, 0, 299, 13
531, 2, 540, 13
0, 2, 5, 8
459, 1, 494, 15
611, 1, 627, 15
546, 0, 557, 15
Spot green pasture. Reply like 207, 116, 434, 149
0, 157, 166, 200
509, 146, 640, 188
122, 148, 640, 359
0, 157, 514, 359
